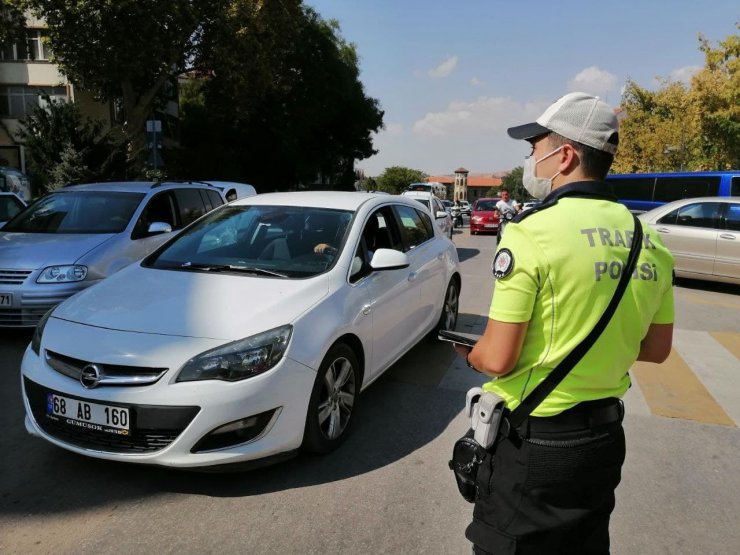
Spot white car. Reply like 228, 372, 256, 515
400, 190, 454, 239
0, 191, 26, 228
22, 192, 461, 469
639, 196, 739, 285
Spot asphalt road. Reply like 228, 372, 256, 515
1, 222, 739, 555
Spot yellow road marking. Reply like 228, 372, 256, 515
710, 332, 740, 360
680, 292, 740, 310
631, 349, 735, 427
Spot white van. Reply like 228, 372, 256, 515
401, 190, 454, 239
0, 167, 32, 202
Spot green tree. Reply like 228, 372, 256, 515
0, 1, 26, 46
375, 166, 427, 194
173, 4, 383, 190
17, 99, 124, 193
499, 166, 528, 201
613, 26, 739, 173
20, 0, 215, 171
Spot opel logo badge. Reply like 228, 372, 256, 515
80, 364, 102, 389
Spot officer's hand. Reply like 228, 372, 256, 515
453, 344, 472, 358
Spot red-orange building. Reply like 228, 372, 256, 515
427, 168, 503, 202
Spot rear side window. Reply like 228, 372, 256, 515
393, 204, 433, 250
206, 190, 224, 208
653, 176, 721, 203
724, 203, 740, 232
664, 202, 722, 229
175, 189, 207, 226
606, 177, 655, 201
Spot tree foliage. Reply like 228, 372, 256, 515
375, 166, 427, 194
20, 0, 214, 170
10, 1, 382, 187
172, 4, 383, 190
613, 26, 739, 173
498, 166, 528, 200
0, 0, 26, 46
17, 100, 125, 193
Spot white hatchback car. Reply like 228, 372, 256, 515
22, 192, 461, 469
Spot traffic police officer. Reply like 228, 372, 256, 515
457, 92, 675, 554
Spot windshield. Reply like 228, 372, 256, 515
146, 204, 354, 278
2, 191, 145, 233
474, 200, 497, 211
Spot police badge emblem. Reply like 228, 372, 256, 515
492, 248, 514, 279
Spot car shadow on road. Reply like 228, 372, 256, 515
675, 277, 739, 295
1, 326, 472, 511
455, 247, 481, 263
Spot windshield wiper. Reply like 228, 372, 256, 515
179, 262, 288, 278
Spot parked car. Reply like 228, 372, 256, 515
401, 190, 454, 239
202, 181, 257, 202
0, 181, 226, 327
0, 166, 32, 202
0, 192, 26, 228
459, 200, 471, 216
638, 196, 739, 285
521, 200, 541, 212
470, 197, 501, 235
22, 191, 462, 469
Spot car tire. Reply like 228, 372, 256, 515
431, 279, 459, 339
302, 343, 360, 454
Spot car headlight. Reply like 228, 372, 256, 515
31, 309, 54, 356
176, 325, 293, 382
36, 265, 87, 283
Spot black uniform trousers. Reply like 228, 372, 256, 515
466, 398, 626, 555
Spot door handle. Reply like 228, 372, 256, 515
719, 233, 736, 240
408, 272, 418, 282
656, 227, 670, 233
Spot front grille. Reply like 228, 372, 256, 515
46, 350, 168, 386
24, 377, 200, 454
0, 268, 32, 285
0, 307, 49, 327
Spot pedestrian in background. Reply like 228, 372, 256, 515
454, 92, 675, 554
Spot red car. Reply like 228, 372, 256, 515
470, 197, 501, 235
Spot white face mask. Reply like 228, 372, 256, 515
522, 146, 563, 200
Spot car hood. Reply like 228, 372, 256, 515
52, 264, 330, 340
472, 210, 499, 219
0, 232, 114, 269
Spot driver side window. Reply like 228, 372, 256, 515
133, 192, 177, 239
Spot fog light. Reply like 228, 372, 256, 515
191, 408, 279, 452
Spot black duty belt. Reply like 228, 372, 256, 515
517, 398, 624, 434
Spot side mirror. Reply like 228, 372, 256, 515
147, 221, 173, 235
435, 210, 448, 219
369, 248, 410, 271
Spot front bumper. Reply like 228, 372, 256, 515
21, 341, 316, 468
0, 274, 96, 327
470, 220, 499, 233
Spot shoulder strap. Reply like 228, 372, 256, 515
508, 214, 643, 428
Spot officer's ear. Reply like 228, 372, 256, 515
558, 143, 580, 175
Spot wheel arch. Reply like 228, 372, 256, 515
332, 333, 366, 387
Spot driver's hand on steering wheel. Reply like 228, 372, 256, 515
314, 243, 336, 254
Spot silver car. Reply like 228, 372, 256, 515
638, 196, 740, 285
0, 181, 226, 327
0, 192, 26, 228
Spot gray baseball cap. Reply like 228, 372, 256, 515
507, 92, 619, 154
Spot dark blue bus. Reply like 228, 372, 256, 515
605, 171, 740, 213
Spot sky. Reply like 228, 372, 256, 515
306, 0, 739, 178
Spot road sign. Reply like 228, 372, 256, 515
146, 120, 162, 133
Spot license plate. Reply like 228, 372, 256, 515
0, 293, 11, 306
484, 224, 497, 228
46, 393, 130, 432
